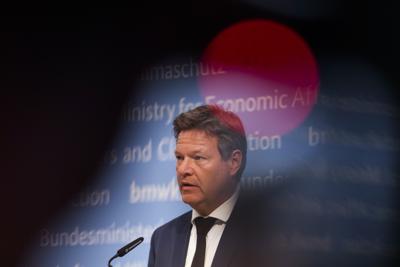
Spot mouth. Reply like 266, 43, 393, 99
180, 181, 198, 190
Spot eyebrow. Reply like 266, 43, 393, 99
174, 149, 205, 155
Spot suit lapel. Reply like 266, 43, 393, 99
211, 220, 240, 267
172, 212, 192, 267
211, 201, 245, 267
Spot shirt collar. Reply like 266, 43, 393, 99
191, 186, 240, 224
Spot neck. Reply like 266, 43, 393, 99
195, 184, 238, 216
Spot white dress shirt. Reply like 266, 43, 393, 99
184, 187, 239, 267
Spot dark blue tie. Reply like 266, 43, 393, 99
191, 217, 217, 267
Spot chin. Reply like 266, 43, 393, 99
181, 194, 202, 208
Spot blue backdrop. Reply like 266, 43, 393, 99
18, 11, 399, 267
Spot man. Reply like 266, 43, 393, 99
148, 104, 271, 267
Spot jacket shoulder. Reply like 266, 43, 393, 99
148, 211, 192, 267
153, 210, 192, 235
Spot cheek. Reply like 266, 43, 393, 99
196, 164, 228, 191
203, 171, 225, 193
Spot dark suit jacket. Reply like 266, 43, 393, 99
148, 194, 274, 267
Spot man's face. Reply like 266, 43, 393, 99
175, 129, 238, 215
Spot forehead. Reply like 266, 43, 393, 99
176, 130, 218, 150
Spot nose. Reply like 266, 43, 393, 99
176, 158, 194, 178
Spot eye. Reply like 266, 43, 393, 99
193, 155, 205, 161
175, 155, 183, 161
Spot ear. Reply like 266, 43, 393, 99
229, 149, 242, 177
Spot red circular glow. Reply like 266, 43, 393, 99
198, 19, 319, 136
